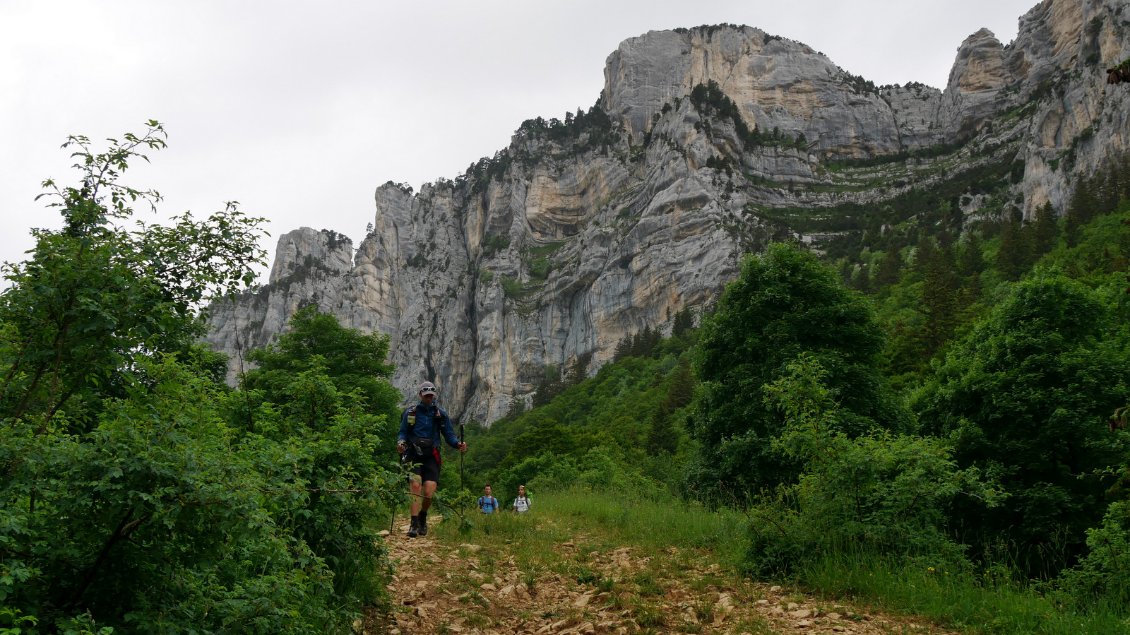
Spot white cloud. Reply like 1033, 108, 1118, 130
1, 0, 1037, 279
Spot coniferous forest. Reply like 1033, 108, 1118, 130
3, 123, 1130, 633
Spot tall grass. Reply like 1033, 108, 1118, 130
537, 487, 751, 566
799, 553, 1129, 635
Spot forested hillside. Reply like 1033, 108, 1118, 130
455, 152, 1130, 630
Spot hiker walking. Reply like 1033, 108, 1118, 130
478, 485, 500, 514
397, 381, 466, 537
512, 484, 532, 513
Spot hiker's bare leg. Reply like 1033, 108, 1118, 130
409, 474, 423, 517
421, 480, 438, 512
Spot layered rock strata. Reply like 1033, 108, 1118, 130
206, 0, 1130, 424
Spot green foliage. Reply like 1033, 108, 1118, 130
612, 325, 663, 361
687, 243, 903, 500
0, 122, 266, 429
782, 148, 1018, 263
499, 276, 527, 300
481, 233, 510, 258
514, 103, 620, 154
463, 342, 698, 500
744, 355, 989, 577
232, 307, 404, 609
527, 256, 551, 281
0, 125, 395, 633
913, 273, 1130, 577
689, 81, 805, 150
1054, 500, 1130, 610
239, 304, 400, 427
1, 357, 347, 632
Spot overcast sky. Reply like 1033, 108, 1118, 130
2, 0, 1038, 282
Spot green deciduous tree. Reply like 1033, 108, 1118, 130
686, 243, 904, 500
238, 304, 400, 428
0, 124, 397, 633
1055, 500, 1130, 610
0, 122, 266, 429
913, 273, 1130, 577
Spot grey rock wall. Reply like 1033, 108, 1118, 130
205, 0, 1130, 424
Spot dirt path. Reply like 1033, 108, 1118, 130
365, 516, 959, 635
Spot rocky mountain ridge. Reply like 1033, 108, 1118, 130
205, 0, 1130, 424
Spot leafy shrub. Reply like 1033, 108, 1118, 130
688, 243, 904, 500
0, 358, 344, 632
743, 355, 988, 577
912, 273, 1130, 577
1054, 500, 1130, 610
0, 124, 397, 633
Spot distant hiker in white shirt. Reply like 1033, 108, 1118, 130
512, 484, 531, 513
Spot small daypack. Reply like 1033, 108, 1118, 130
405, 404, 444, 455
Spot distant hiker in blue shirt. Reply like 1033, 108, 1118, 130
397, 381, 466, 537
478, 485, 499, 514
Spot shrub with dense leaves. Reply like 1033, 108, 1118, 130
913, 272, 1130, 577
744, 355, 992, 577
1054, 500, 1130, 610
687, 243, 905, 501
0, 124, 398, 633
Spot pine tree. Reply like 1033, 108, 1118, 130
1030, 201, 1059, 259
956, 233, 985, 307
532, 364, 563, 407
996, 213, 1029, 280
1066, 176, 1099, 246
873, 248, 903, 287
565, 352, 593, 386
919, 239, 961, 356
672, 306, 696, 337
613, 334, 632, 361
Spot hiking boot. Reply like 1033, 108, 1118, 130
407, 516, 419, 538
418, 511, 428, 536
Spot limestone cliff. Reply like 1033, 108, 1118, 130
205, 0, 1130, 424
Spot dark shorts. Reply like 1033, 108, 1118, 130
404, 448, 441, 484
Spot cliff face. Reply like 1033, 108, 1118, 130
205, 0, 1130, 423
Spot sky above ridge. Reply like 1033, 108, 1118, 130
1, 0, 1038, 281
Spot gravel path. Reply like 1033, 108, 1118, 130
364, 517, 960, 635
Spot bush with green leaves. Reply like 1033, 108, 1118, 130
0, 357, 353, 632
463, 348, 697, 500
233, 306, 405, 608
237, 304, 401, 428
1053, 500, 1130, 611
0, 123, 266, 431
742, 355, 992, 577
0, 124, 397, 633
687, 243, 905, 501
913, 272, 1130, 577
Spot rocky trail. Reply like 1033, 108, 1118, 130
365, 515, 959, 635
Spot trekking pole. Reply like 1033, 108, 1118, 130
459, 419, 465, 490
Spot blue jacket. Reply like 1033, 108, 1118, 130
398, 401, 460, 448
